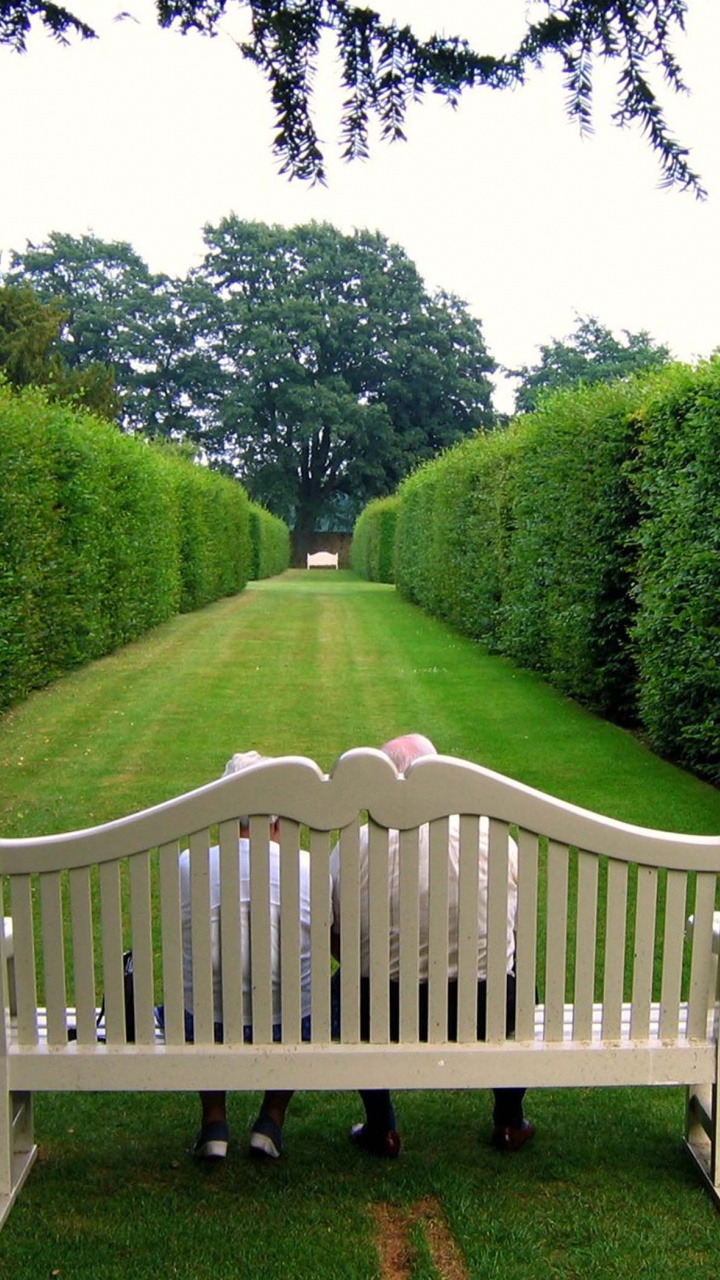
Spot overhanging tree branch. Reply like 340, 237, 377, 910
4, 0, 704, 192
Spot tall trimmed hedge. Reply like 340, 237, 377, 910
633, 361, 720, 783
350, 496, 399, 582
355, 358, 720, 781
0, 383, 253, 712
390, 381, 648, 721
499, 380, 647, 720
249, 503, 291, 580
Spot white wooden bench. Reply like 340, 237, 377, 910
306, 551, 339, 569
2, 749, 720, 1228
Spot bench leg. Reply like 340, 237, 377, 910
0, 1087, 37, 1231
685, 1083, 720, 1209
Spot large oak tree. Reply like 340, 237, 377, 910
7, 222, 495, 545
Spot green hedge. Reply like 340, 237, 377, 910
0, 383, 252, 712
499, 380, 647, 720
358, 360, 720, 780
350, 496, 399, 582
633, 361, 720, 783
249, 503, 291, 579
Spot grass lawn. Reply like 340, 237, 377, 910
2, 569, 720, 1278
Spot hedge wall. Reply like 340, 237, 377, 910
633, 361, 720, 783
350, 496, 399, 582
249, 503, 291, 580
499, 379, 647, 721
353, 358, 720, 782
0, 383, 254, 712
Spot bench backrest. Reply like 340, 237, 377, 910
306, 551, 338, 568
2, 751, 720, 1056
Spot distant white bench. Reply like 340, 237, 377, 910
306, 551, 338, 569
3, 750, 720, 1227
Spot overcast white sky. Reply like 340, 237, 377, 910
1, 0, 719, 412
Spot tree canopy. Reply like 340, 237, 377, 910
6, 222, 495, 542
0, 281, 119, 417
510, 315, 671, 414
2, 1, 703, 194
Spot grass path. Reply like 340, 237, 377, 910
2, 570, 720, 1279
1, 570, 719, 836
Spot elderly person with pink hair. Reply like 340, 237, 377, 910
329, 733, 534, 1158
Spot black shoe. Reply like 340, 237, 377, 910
350, 1122, 401, 1158
193, 1119, 229, 1160
491, 1119, 536, 1152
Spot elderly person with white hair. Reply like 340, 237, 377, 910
170, 750, 313, 1162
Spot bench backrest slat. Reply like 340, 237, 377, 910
188, 830, 215, 1044
397, 827, 420, 1043
338, 821, 362, 1043
602, 859, 629, 1038
129, 852, 155, 1045
486, 819, 511, 1043
248, 818, 273, 1045
428, 818, 450, 1044
69, 866, 96, 1045
367, 822, 390, 1043
544, 841, 570, 1042
159, 841, 185, 1046
456, 817, 481, 1044
277, 821, 302, 1044
309, 829, 331, 1042
99, 860, 126, 1043
11, 876, 37, 1046
514, 829, 539, 1040
631, 866, 659, 1040
40, 871, 68, 1046
659, 868, 688, 1038
572, 850, 599, 1039
688, 873, 718, 1038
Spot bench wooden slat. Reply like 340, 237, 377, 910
368, 821, 390, 1044
514, 828, 539, 1041
309, 828, 331, 1042
688, 872, 717, 1039
486, 819, 510, 1043
602, 859, 629, 1039
40, 872, 68, 1046
428, 818, 450, 1044
249, 818, 273, 1045
631, 865, 658, 1040
398, 826, 420, 1043
278, 820, 301, 1044
69, 867, 96, 1046
544, 841, 569, 1042
159, 841, 185, 1047
338, 820, 361, 1043
98, 861, 126, 1045
217, 820, 244, 1044
11, 878, 37, 1047
660, 869, 688, 1039
189, 829, 215, 1044
573, 850, 599, 1040
456, 816, 481, 1043
129, 852, 155, 1046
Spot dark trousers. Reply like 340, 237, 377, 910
357, 973, 526, 1131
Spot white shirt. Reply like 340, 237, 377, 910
180, 837, 312, 1026
330, 816, 518, 983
